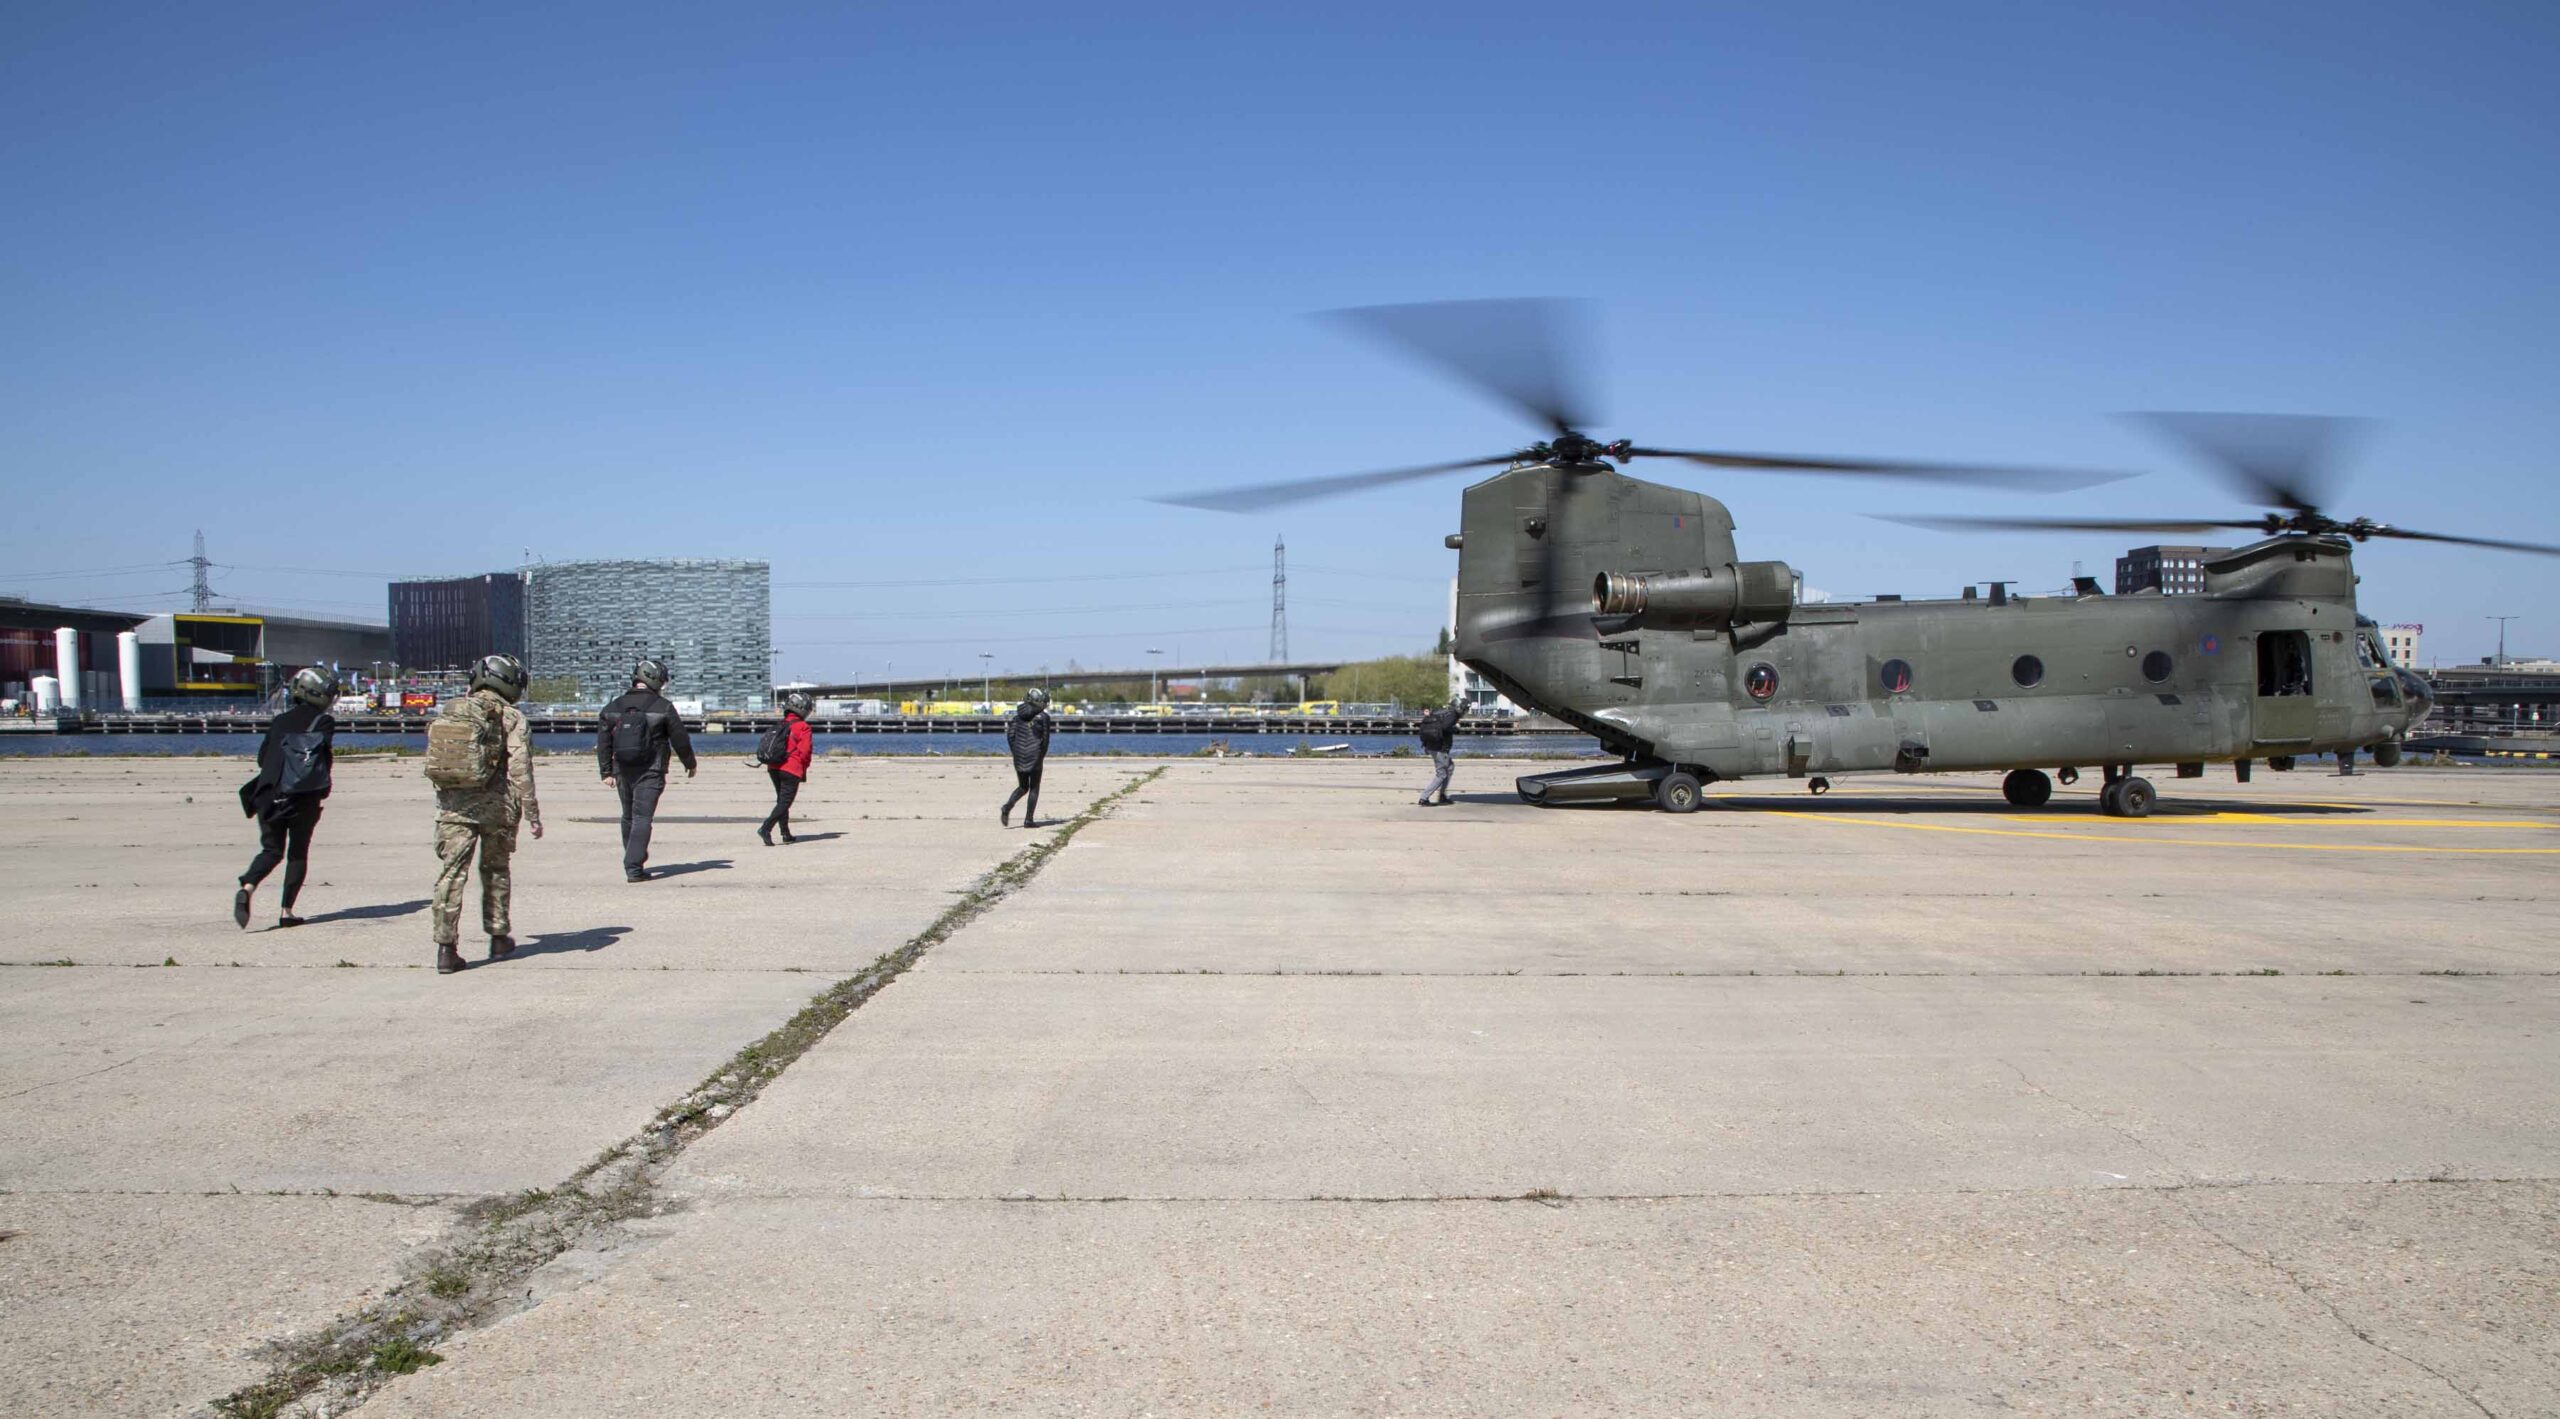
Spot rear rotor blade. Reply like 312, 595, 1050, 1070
1151, 455, 1517, 514
2365, 526, 2560, 557
1629, 447, 2130, 493
1324, 299, 1600, 436
2127, 413, 2364, 514
1877, 513, 2275, 536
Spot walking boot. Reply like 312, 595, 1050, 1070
999, 805, 1011, 827
626, 868, 650, 883
489, 934, 515, 961
758, 826, 774, 847
278, 914, 306, 928
436, 943, 465, 974
780, 829, 797, 844
233, 886, 252, 930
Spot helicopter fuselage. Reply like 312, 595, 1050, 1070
1449, 464, 2427, 808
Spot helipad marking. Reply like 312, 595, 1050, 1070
1765, 812, 2560, 854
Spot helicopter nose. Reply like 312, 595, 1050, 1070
2398, 670, 2433, 722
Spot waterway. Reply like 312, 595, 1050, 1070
0, 731, 1608, 760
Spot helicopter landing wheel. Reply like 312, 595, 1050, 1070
1807, 776, 1831, 795
2056, 766, 2080, 786
2100, 775, 2156, 818
2267, 754, 2296, 772
2372, 740, 2403, 768
1656, 770, 1703, 814
2002, 768, 2053, 808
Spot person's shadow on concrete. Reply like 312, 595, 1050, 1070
289, 899, 429, 926
510, 926, 630, 959
646, 859, 733, 880
781, 832, 845, 844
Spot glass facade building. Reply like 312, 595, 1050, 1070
525, 559, 771, 707
390, 573, 525, 671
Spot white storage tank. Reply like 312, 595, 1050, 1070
54, 628, 82, 711
118, 630, 143, 711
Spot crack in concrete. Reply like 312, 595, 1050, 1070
1995, 1057, 2193, 1180
199, 767, 1164, 1419
2182, 1209, 2501, 1418
671, 1175, 2560, 1206
0, 1055, 135, 1101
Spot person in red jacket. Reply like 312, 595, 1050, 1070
758, 692, 816, 845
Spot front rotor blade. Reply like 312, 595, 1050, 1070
1878, 513, 2275, 536
1151, 455, 1517, 514
2126, 412, 2364, 514
2367, 526, 2560, 557
1629, 447, 2130, 493
1323, 299, 1600, 436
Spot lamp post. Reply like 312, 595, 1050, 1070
2488, 615, 2517, 670
1147, 647, 1163, 705
978, 652, 993, 710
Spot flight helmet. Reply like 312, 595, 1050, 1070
469, 653, 531, 703
1024, 686, 1051, 709
781, 691, 814, 717
633, 658, 671, 691
288, 666, 338, 709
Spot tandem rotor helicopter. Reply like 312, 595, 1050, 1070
1159, 300, 2560, 817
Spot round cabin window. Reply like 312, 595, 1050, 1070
1879, 658, 1914, 695
2011, 654, 2044, 688
1744, 663, 1779, 701
2141, 650, 2174, 683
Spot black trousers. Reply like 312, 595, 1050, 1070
241, 799, 323, 910
616, 770, 666, 872
1003, 763, 1043, 824
762, 768, 801, 838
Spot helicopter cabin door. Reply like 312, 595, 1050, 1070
2252, 630, 2316, 746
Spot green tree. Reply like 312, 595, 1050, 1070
1312, 653, 1447, 710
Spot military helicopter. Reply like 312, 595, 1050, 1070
1159, 301, 2559, 816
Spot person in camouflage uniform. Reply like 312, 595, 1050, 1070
432, 654, 544, 974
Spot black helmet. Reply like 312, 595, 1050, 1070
469, 654, 530, 703
781, 691, 814, 716
288, 666, 337, 709
1023, 686, 1051, 709
633, 658, 670, 691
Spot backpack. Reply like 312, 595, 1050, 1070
755, 720, 792, 767
424, 694, 504, 791
275, 714, 332, 797
610, 703, 659, 765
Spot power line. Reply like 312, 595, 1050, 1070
779, 623, 1272, 649
779, 565, 1264, 589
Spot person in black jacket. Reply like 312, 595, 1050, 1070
235, 667, 339, 928
1001, 687, 1054, 828
597, 658, 696, 882
1415, 694, 1465, 806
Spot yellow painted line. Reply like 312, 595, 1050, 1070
1763, 811, 2560, 855
2182, 813, 2555, 829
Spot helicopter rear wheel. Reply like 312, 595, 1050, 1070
2268, 755, 2296, 772
1656, 770, 1703, 814
2372, 740, 2403, 768
2101, 776, 2156, 818
2002, 768, 2053, 808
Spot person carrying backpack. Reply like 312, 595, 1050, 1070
1415, 694, 1466, 806
756, 691, 815, 846
1000, 687, 1054, 828
596, 657, 696, 882
426, 654, 543, 974
235, 666, 339, 929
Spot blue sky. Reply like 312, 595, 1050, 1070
4, 1, 2555, 679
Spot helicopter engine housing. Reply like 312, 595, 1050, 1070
1592, 561, 1796, 629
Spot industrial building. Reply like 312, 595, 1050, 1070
389, 573, 525, 670
526, 559, 771, 707
131, 611, 391, 701
0, 598, 147, 710
2382, 623, 2423, 668
2116, 544, 2229, 595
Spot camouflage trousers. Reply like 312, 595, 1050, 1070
431, 820, 514, 945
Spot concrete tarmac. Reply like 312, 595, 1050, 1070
364, 759, 2558, 1418
0, 752, 1137, 1418
4, 756, 2557, 1415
